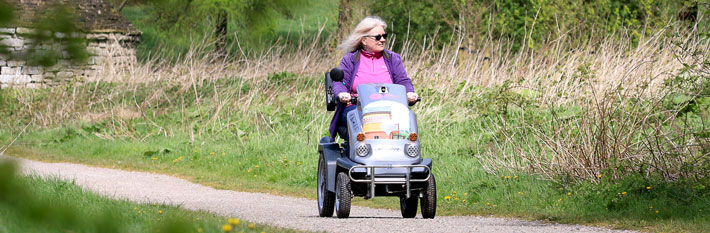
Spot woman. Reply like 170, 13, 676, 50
329, 16, 418, 144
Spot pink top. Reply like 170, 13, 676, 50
351, 50, 392, 95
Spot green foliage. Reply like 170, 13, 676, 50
0, 0, 14, 56
0, 1, 88, 66
136, 0, 306, 57
23, 3, 89, 66
370, 0, 688, 51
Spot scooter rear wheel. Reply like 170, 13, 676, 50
400, 195, 418, 218
317, 155, 335, 217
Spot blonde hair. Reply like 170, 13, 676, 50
338, 16, 387, 53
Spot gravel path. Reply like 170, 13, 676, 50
3, 155, 635, 233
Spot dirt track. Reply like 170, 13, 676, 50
3, 155, 636, 233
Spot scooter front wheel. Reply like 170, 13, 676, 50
335, 172, 351, 218
420, 174, 436, 219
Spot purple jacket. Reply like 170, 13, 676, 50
329, 49, 415, 139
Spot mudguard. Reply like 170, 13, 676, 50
319, 137, 340, 192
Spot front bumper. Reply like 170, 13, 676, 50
337, 158, 432, 199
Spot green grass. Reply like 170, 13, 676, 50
1, 75, 708, 232
0, 161, 298, 233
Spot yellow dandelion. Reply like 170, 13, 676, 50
158, 210, 163, 214
296, 161, 303, 165
210, 152, 215, 155
646, 186, 652, 190
454, 197, 459, 201
228, 218, 240, 225
248, 223, 256, 229
518, 192, 523, 195
567, 192, 572, 196
655, 210, 659, 214
514, 176, 518, 179
464, 193, 468, 196
151, 157, 158, 160
622, 192, 627, 195
255, 165, 260, 168
197, 228, 203, 233
505, 176, 511, 179
453, 191, 457, 194
444, 196, 451, 200
486, 202, 491, 206
222, 224, 232, 232
597, 174, 603, 179
253, 175, 257, 178
248, 169, 252, 173
462, 200, 467, 202
193, 149, 198, 153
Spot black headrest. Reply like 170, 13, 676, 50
330, 68, 344, 82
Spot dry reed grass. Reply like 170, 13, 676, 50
467, 24, 709, 182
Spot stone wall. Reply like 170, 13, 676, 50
0, 27, 140, 88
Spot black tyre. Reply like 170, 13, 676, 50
400, 195, 418, 218
317, 155, 335, 217
335, 172, 352, 218
420, 174, 436, 219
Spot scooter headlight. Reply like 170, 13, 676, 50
406, 144, 419, 157
355, 144, 369, 157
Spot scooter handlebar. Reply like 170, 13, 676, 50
347, 96, 419, 106
409, 97, 421, 106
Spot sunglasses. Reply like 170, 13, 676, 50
365, 33, 388, 40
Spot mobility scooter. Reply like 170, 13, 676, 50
317, 68, 436, 218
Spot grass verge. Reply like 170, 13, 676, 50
0, 161, 298, 233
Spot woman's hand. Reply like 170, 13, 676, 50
407, 92, 419, 104
338, 92, 352, 103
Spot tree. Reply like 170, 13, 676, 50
148, 0, 304, 55
336, 0, 353, 42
